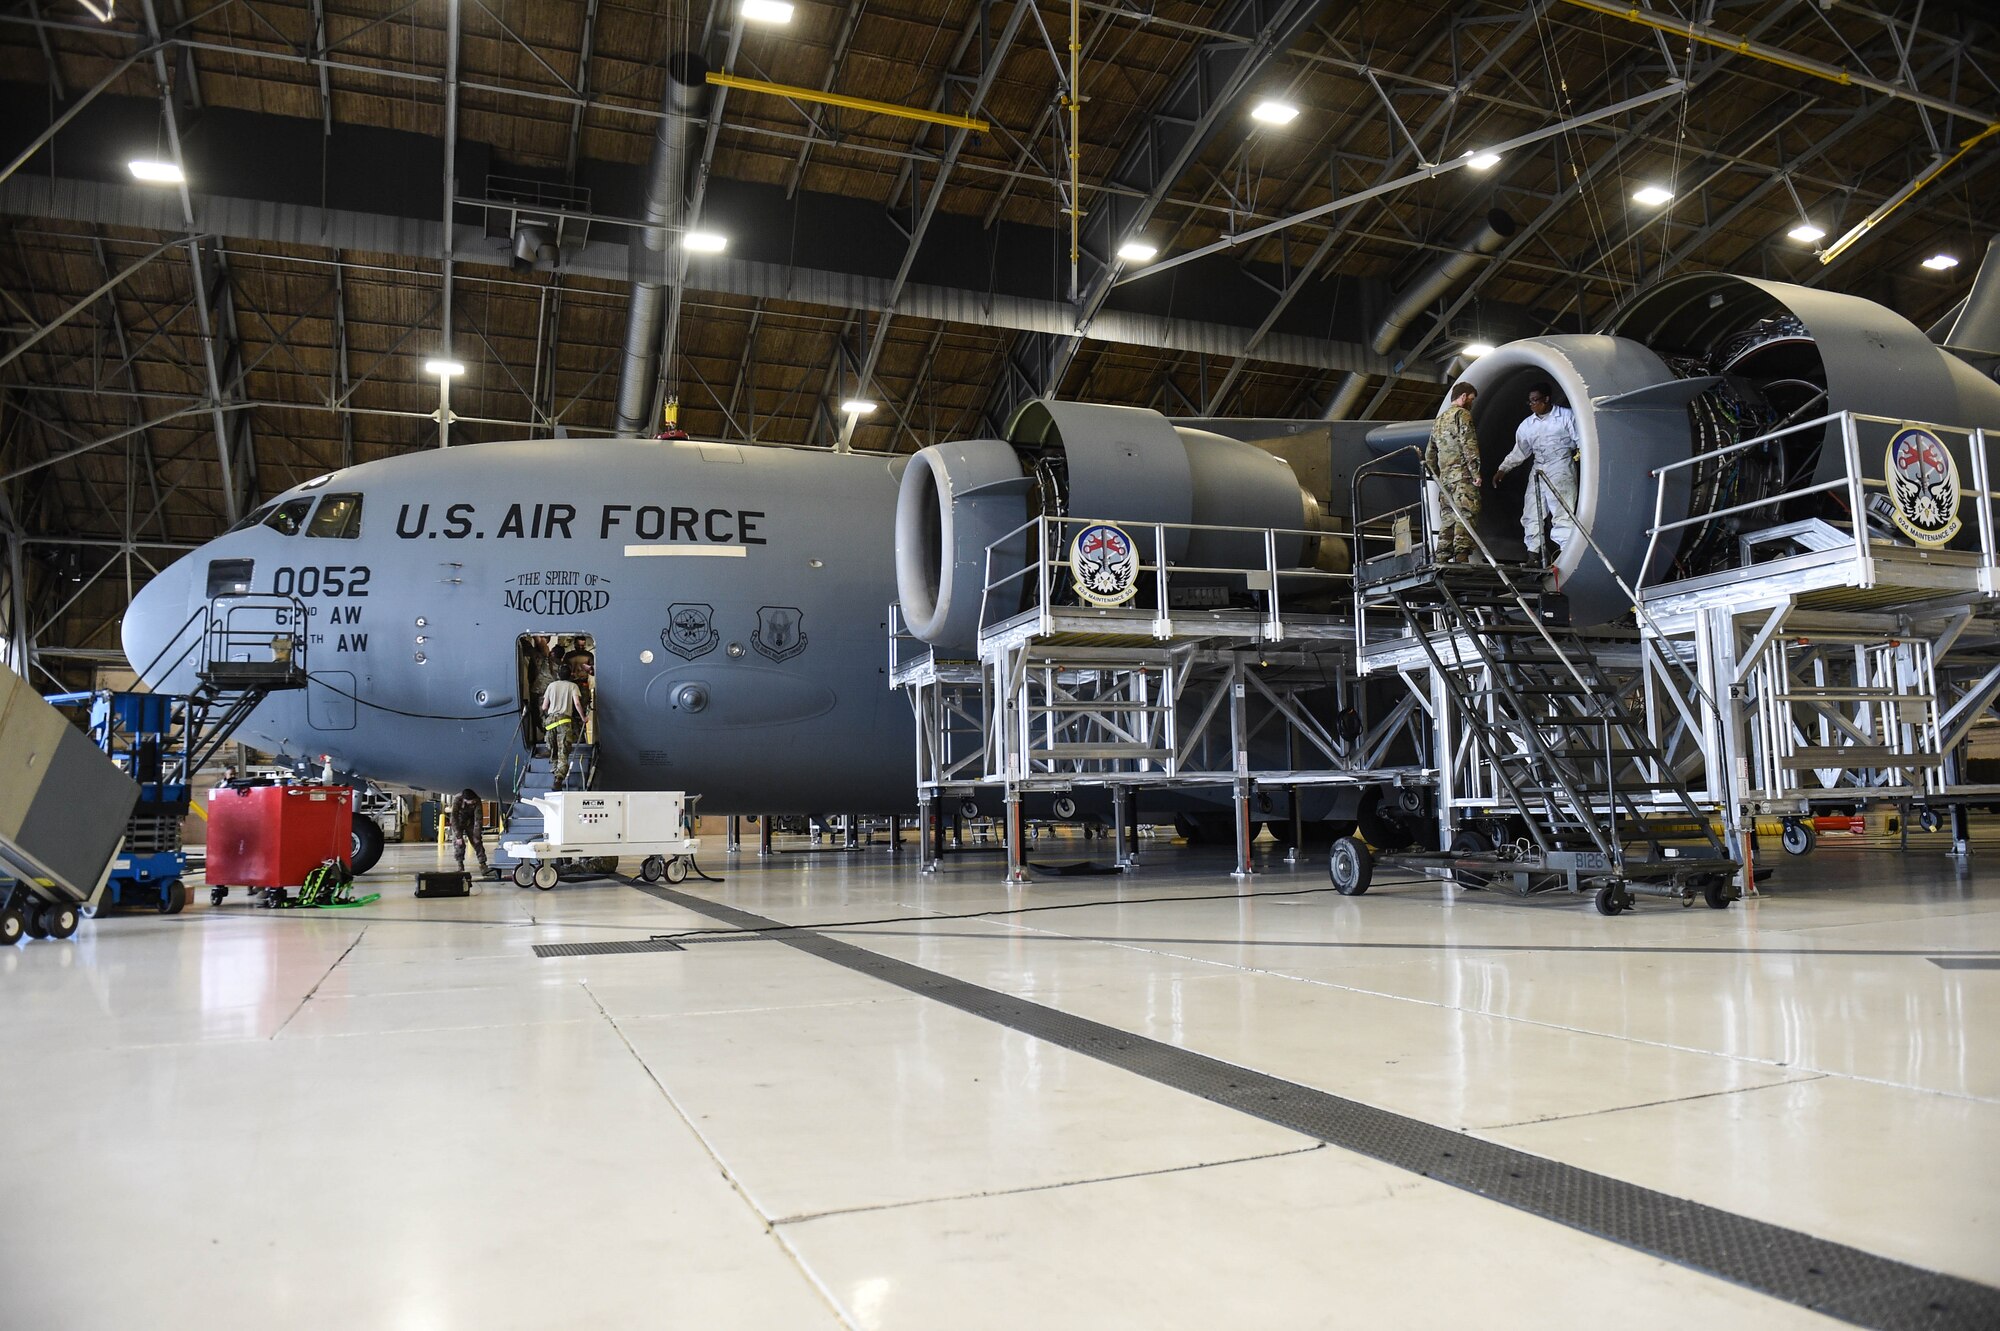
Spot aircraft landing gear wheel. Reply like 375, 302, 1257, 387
533, 864, 559, 891
512, 863, 537, 889
1593, 884, 1629, 916
349, 815, 385, 875
0, 904, 24, 946
1329, 837, 1373, 896
42, 902, 79, 940
1780, 820, 1816, 856
640, 855, 666, 883
159, 879, 187, 915
663, 856, 689, 884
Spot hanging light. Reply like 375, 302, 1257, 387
127, 158, 183, 184
1632, 184, 1675, 207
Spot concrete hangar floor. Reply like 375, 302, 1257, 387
3, 831, 1996, 1330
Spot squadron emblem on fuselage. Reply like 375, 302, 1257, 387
664, 603, 719, 660
752, 606, 807, 662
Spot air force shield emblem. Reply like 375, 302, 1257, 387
752, 606, 807, 662
663, 603, 719, 660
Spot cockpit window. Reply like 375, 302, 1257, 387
264, 499, 314, 536
228, 502, 277, 534
306, 493, 363, 539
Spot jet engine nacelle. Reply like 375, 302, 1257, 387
896, 401, 1334, 654
1375, 271, 2000, 624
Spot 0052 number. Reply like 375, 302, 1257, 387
271, 565, 371, 597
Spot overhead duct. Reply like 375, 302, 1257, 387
1323, 209, 1516, 421
614, 52, 709, 436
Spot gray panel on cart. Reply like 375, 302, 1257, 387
0, 662, 140, 892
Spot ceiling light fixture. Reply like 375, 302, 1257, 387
1463, 151, 1501, 171
740, 0, 794, 23
1116, 240, 1158, 263
1632, 185, 1675, 207
1462, 342, 1495, 358
840, 399, 877, 415
1250, 100, 1300, 126
127, 158, 183, 184
1922, 253, 1961, 271
424, 359, 466, 377
1785, 223, 1826, 243
682, 231, 728, 254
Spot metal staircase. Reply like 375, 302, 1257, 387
129, 594, 312, 773
493, 741, 595, 868
1346, 450, 1738, 914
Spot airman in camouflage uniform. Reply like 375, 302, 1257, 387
1425, 382, 1482, 562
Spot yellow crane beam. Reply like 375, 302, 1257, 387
704, 71, 989, 134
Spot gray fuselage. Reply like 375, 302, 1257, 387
122, 438, 918, 812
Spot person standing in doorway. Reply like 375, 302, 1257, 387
1494, 382, 1580, 566
541, 668, 587, 790
450, 788, 489, 874
1424, 381, 1481, 562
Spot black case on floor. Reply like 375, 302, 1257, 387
415, 871, 472, 898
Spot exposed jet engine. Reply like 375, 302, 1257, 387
896, 401, 1345, 654
1373, 270, 2000, 623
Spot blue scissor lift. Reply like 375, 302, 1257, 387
45, 691, 197, 914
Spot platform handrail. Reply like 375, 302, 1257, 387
974, 511, 1347, 643
1640, 409, 2000, 589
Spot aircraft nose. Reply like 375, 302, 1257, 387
122, 555, 196, 688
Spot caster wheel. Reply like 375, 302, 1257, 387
1915, 807, 1942, 835
533, 864, 559, 891
210, 887, 227, 906
513, 863, 536, 889
663, 856, 689, 884
1052, 796, 1077, 820
1702, 878, 1735, 909
640, 855, 666, 883
160, 879, 187, 915
1593, 885, 1627, 916
43, 902, 80, 940
23, 906, 50, 939
1781, 820, 1817, 856
0, 905, 24, 946
1328, 837, 1373, 896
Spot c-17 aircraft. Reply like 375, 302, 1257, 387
123, 262, 2000, 863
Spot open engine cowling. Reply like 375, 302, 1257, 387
896, 402, 1332, 655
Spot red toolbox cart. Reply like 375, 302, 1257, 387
206, 784, 354, 905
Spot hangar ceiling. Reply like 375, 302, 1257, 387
2, 0, 1997, 677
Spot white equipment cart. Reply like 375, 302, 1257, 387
502, 791, 699, 890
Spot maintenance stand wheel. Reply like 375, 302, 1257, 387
22, 906, 49, 939
533, 863, 560, 891
1701, 877, 1736, 910
41, 902, 79, 940
512, 863, 537, 889
1449, 828, 1493, 890
1916, 806, 1944, 834
1593, 884, 1629, 916
1329, 837, 1374, 896
159, 879, 187, 915
210, 886, 228, 906
663, 856, 690, 885
0, 903, 24, 945
1780, 820, 1817, 856
639, 855, 666, 883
